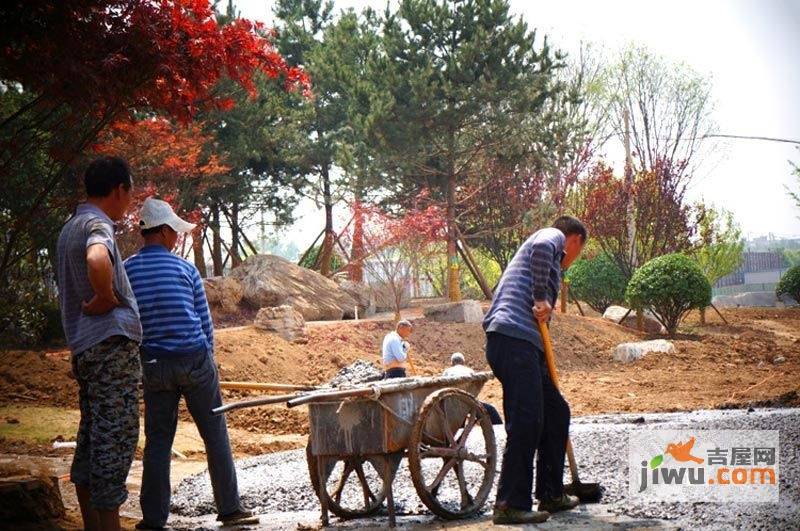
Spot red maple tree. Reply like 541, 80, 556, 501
341, 201, 446, 319
93, 116, 227, 259
0, 0, 310, 280
576, 159, 696, 278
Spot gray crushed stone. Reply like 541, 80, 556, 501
327, 360, 383, 388
172, 408, 800, 529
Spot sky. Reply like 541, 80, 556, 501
235, 0, 800, 250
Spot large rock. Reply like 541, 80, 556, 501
254, 305, 308, 343
613, 339, 675, 363
602, 305, 666, 334
203, 276, 243, 314
423, 300, 484, 323
337, 280, 376, 318
230, 254, 358, 321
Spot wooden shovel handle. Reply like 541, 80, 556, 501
219, 381, 317, 392
537, 319, 581, 482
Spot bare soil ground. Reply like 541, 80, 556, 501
2, 307, 798, 446
1, 306, 798, 528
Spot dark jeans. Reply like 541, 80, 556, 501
140, 351, 240, 527
485, 332, 570, 511
384, 367, 407, 379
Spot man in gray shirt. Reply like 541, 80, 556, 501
56, 156, 142, 531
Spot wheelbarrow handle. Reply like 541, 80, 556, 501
537, 319, 581, 483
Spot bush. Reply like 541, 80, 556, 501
565, 254, 627, 312
776, 265, 800, 303
625, 253, 711, 337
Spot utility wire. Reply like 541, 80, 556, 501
702, 134, 800, 146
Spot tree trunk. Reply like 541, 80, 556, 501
230, 202, 242, 269
350, 199, 364, 282
319, 165, 334, 277
193, 225, 207, 278
446, 172, 461, 302
699, 307, 706, 325
623, 109, 638, 275
211, 204, 223, 276
456, 233, 492, 300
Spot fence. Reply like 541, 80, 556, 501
713, 283, 778, 297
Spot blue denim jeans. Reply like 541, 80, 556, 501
485, 332, 570, 511
139, 351, 241, 526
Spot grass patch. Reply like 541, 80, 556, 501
0, 406, 80, 444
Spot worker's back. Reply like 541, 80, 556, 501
382, 330, 407, 366
482, 227, 564, 349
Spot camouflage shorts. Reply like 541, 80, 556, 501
70, 335, 141, 510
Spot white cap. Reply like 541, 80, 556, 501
451, 352, 465, 365
139, 198, 196, 233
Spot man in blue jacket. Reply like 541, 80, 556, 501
483, 216, 587, 524
125, 198, 253, 530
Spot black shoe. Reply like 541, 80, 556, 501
135, 521, 165, 530
217, 509, 259, 525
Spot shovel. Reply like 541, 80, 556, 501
537, 319, 604, 503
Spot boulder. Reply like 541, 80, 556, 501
602, 305, 666, 334
230, 254, 358, 321
423, 300, 484, 323
337, 280, 376, 318
254, 305, 308, 344
613, 339, 675, 363
203, 276, 243, 314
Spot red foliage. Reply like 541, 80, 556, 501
93, 117, 222, 252
577, 159, 696, 277
1, 1, 310, 123
339, 197, 446, 274
360, 203, 446, 251
93, 117, 228, 192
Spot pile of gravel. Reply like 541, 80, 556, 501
327, 360, 383, 388
172, 408, 800, 528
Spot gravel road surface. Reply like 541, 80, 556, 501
171, 407, 799, 529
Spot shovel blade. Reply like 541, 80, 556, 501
565, 480, 604, 503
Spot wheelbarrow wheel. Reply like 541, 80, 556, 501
408, 388, 497, 520
306, 444, 391, 519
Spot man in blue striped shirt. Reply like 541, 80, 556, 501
125, 198, 252, 530
484, 216, 587, 525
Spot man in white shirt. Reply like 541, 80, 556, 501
382, 320, 412, 378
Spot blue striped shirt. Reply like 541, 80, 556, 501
124, 245, 213, 357
483, 227, 565, 348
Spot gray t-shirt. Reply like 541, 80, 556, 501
56, 203, 141, 354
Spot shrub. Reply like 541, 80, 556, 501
625, 253, 711, 337
776, 265, 800, 303
565, 254, 627, 312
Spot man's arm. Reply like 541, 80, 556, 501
82, 221, 119, 315
530, 238, 556, 322
192, 268, 214, 352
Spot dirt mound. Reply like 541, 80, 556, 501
212, 313, 642, 435
2, 307, 798, 442
0, 351, 74, 407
